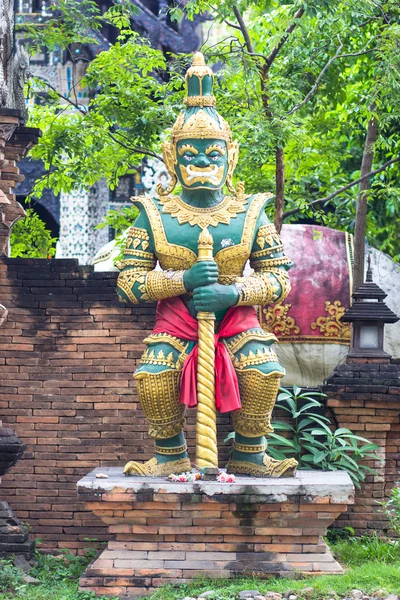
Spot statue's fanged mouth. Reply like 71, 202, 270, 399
185, 164, 220, 183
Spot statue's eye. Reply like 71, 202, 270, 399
209, 153, 220, 161
184, 153, 194, 161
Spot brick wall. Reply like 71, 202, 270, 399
323, 358, 400, 534
0, 258, 399, 552
0, 258, 231, 553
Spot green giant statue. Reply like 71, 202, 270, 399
117, 52, 298, 478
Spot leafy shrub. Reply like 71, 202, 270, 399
381, 486, 400, 535
10, 208, 57, 258
0, 557, 25, 593
30, 548, 97, 583
326, 526, 355, 542
265, 386, 381, 488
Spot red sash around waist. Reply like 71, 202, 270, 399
152, 297, 260, 413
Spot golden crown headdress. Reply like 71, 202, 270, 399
170, 52, 232, 143
158, 53, 240, 196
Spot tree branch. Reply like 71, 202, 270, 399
285, 38, 344, 117
232, 5, 255, 54
107, 129, 163, 163
282, 156, 400, 220
205, 2, 242, 31
284, 40, 375, 118
223, 19, 242, 31
371, 0, 389, 24
228, 45, 270, 62
266, 7, 305, 68
31, 74, 87, 115
353, 110, 378, 289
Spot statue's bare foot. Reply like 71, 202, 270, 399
123, 456, 191, 477
227, 453, 297, 478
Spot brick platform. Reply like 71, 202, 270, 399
77, 468, 354, 598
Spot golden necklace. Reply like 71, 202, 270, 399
158, 194, 248, 228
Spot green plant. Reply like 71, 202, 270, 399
326, 526, 355, 542
95, 204, 139, 262
381, 486, 400, 535
331, 532, 400, 565
30, 548, 97, 584
95, 205, 139, 238
0, 558, 26, 593
266, 386, 381, 488
10, 208, 57, 258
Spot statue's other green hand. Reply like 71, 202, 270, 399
184, 261, 218, 292
193, 283, 239, 312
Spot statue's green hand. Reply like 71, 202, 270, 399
184, 261, 218, 292
193, 283, 239, 312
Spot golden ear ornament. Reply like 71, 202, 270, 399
158, 140, 177, 196
226, 139, 242, 195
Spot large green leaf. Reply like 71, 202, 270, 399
268, 433, 297, 448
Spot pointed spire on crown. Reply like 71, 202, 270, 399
170, 52, 232, 143
184, 52, 216, 108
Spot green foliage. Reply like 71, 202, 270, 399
0, 549, 114, 600
29, 548, 97, 584
266, 386, 381, 489
21, 1, 400, 257
0, 549, 116, 600
18, 0, 139, 52
95, 204, 139, 261
332, 532, 400, 566
0, 558, 25, 594
9, 209, 57, 258
382, 486, 400, 536
95, 205, 138, 237
326, 525, 355, 542
26, 29, 183, 197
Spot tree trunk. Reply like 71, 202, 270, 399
274, 147, 285, 232
353, 114, 378, 290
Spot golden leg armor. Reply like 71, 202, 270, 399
133, 369, 185, 439
124, 369, 190, 477
229, 369, 298, 478
232, 369, 282, 437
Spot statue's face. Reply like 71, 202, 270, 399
175, 138, 228, 190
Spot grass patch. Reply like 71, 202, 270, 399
332, 534, 400, 566
0, 552, 112, 600
148, 563, 400, 600
0, 537, 400, 600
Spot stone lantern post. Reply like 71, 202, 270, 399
322, 258, 400, 534
342, 257, 399, 358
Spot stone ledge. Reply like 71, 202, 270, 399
77, 468, 354, 504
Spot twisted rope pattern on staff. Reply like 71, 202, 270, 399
196, 313, 217, 468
